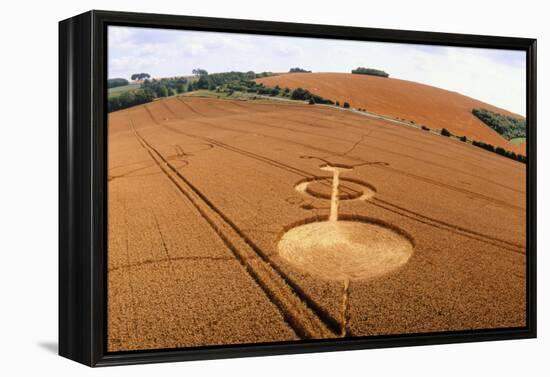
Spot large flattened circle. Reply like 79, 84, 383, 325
278, 220, 413, 281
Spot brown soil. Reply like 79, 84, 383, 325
108, 96, 526, 352
256, 72, 526, 155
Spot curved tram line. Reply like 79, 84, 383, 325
129, 119, 341, 339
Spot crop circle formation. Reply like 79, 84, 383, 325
281, 165, 413, 281
278, 220, 414, 281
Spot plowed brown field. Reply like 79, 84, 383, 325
257, 72, 526, 155
108, 96, 526, 352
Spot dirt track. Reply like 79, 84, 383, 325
257, 72, 526, 155
108, 96, 526, 352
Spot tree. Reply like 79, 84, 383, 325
196, 75, 211, 89
473, 140, 495, 152
177, 84, 186, 94
108, 88, 154, 112
291, 87, 310, 100
289, 67, 312, 73
343, 102, 350, 108
255, 72, 272, 78
156, 85, 168, 97
495, 146, 506, 156
192, 68, 208, 76
131, 73, 151, 81
441, 128, 452, 137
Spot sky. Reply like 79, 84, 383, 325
108, 26, 526, 115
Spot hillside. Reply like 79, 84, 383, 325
256, 72, 526, 155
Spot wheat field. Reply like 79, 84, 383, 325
107, 96, 526, 352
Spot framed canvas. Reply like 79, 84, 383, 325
59, 10, 537, 367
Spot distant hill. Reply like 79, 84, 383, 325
256, 72, 526, 155
107, 78, 130, 89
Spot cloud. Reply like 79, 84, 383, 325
393, 45, 526, 115
108, 26, 137, 50
109, 56, 167, 76
274, 41, 302, 56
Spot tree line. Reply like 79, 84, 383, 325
107, 67, 379, 113
108, 75, 189, 112
351, 67, 390, 78
436, 126, 526, 164
107, 78, 129, 88
289, 67, 311, 73
472, 108, 526, 140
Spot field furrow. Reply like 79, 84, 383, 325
131, 121, 339, 339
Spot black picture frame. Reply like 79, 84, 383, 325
59, 9, 537, 367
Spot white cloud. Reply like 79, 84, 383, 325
275, 41, 302, 56
389, 45, 526, 115
110, 56, 166, 76
108, 26, 137, 50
